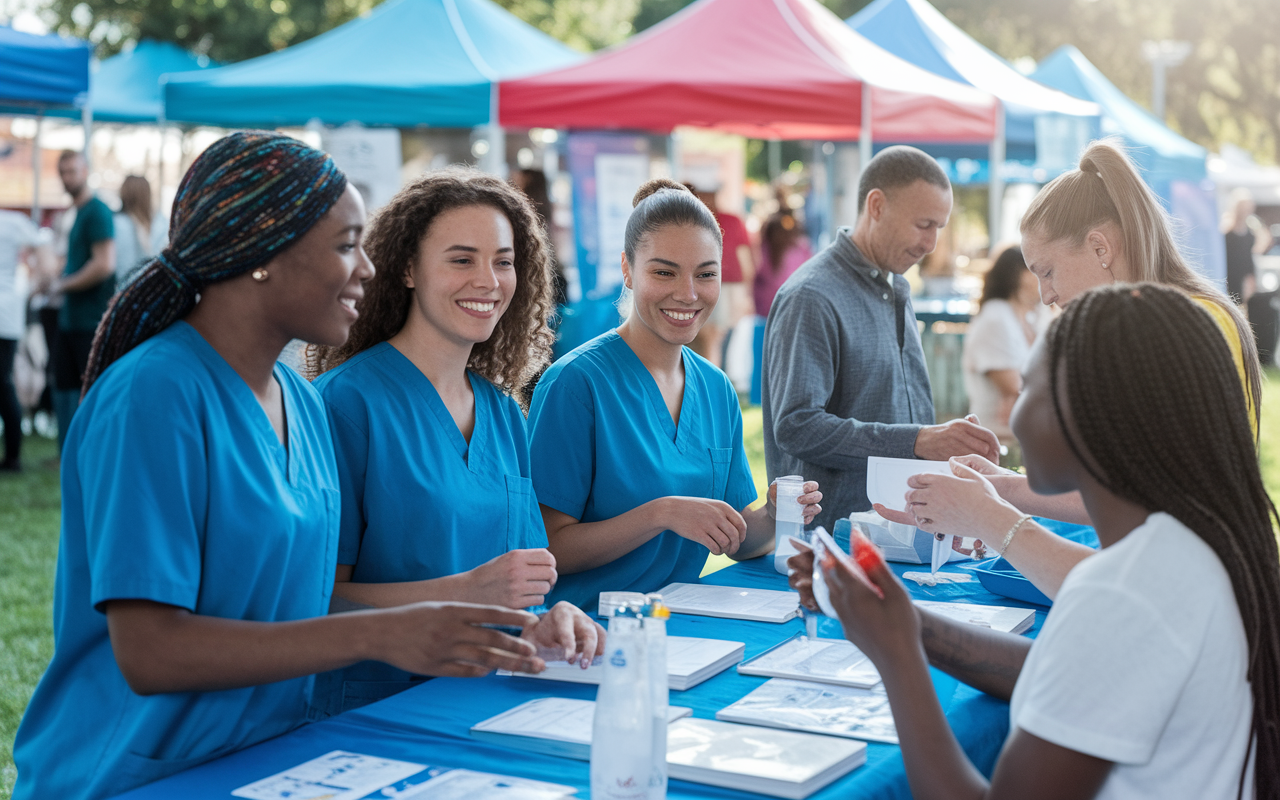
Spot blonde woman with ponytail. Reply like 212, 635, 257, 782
866, 139, 1263, 603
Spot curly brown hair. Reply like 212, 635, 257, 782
307, 168, 556, 406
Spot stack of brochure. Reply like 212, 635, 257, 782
656, 583, 802, 623
231, 750, 576, 800
470, 697, 692, 761
915, 600, 1035, 634
499, 636, 745, 690
716, 678, 899, 744
737, 633, 881, 688
666, 717, 867, 799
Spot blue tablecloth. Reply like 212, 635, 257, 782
111, 534, 1089, 800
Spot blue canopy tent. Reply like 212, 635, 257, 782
0, 26, 91, 221
71, 39, 214, 124
1032, 45, 1224, 285
161, 0, 582, 162
848, 0, 1099, 242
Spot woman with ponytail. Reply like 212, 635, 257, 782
801, 283, 1279, 800
871, 139, 1264, 602
528, 179, 822, 609
12, 133, 546, 800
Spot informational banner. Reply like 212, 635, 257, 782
321, 126, 402, 212
566, 132, 650, 300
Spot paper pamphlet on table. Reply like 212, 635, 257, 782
230, 750, 575, 800
498, 636, 744, 690
716, 678, 899, 744
737, 633, 881, 689
865, 456, 953, 512
666, 717, 867, 800
915, 600, 1035, 634
470, 697, 693, 761
656, 582, 801, 623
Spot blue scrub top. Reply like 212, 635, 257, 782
528, 330, 757, 609
13, 321, 340, 800
309, 342, 546, 717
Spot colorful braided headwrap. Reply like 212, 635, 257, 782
84, 131, 348, 392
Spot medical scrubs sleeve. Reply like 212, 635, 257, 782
12, 322, 340, 800
529, 332, 757, 609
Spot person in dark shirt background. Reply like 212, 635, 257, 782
49, 149, 115, 451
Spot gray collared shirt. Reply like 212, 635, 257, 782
761, 227, 935, 531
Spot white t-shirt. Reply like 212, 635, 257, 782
1010, 512, 1255, 800
962, 299, 1036, 432
0, 210, 40, 340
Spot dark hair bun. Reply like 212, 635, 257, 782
632, 178, 690, 208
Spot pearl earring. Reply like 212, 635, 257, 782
251, 268, 269, 282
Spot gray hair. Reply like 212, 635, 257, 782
857, 145, 951, 213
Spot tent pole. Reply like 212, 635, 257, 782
82, 104, 93, 169
485, 81, 506, 178
667, 131, 681, 181
31, 112, 43, 224
824, 142, 836, 244
157, 124, 166, 214
158, 81, 168, 216
857, 85, 873, 225
988, 104, 1006, 251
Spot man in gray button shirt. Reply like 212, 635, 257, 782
763, 146, 1000, 531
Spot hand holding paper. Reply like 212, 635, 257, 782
902, 459, 1025, 547
866, 456, 953, 513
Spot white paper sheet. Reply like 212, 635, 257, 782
865, 456, 953, 512
500, 636, 743, 688
666, 717, 867, 786
656, 583, 801, 623
738, 634, 880, 688
390, 769, 575, 799
471, 696, 692, 746
915, 600, 1035, 634
716, 678, 899, 744
231, 751, 426, 800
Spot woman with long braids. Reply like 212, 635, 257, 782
12, 134, 545, 800
305, 170, 603, 718
874, 139, 1263, 602
529, 179, 822, 608
807, 283, 1279, 799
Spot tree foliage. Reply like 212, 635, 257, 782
493, 0, 639, 52
40, 0, 379, 61
913, 0, 1280, 163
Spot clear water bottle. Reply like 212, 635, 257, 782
591, 608, 653, 800
774, 475, 806, 574
644, 595, 670, 800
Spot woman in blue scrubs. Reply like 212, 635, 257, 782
13, 134, 544, 800
305, 170, 604, 716
529, 180, 822, 608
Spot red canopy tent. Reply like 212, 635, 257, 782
499, 0, 998, 142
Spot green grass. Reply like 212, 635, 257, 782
6, 369, 1280, 795
0, 436, 61, 800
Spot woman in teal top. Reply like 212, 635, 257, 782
307, 170, 603, 716
530, 180, 822, 609
13, 134, 544, 800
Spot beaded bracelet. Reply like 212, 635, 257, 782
997, 514, 1033, 557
